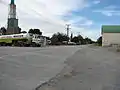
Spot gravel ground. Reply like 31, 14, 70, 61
37, 46, 120, 90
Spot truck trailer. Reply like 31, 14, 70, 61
0, 33, 46, 47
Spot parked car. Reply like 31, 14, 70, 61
68, 42, 76, 45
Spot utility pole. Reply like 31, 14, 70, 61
66, 24, 71, 43
70, 31, 73, 42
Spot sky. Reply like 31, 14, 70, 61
0, 0, 120, 40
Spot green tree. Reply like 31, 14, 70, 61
18, 27, 21, 33
71, 36, 79, 43
70, 33, 73, 41
28, 29, 34, 34
0, 27, 6, 35
51, 32, 69, 45
71, 35, 84, 44
77, 35, 84, 44
84, 37, 93, 44
51, 34, 58, 45
97, 36, 102, 45
57, 32, 69, 42
34, 29, 42, 35
46, 37, 51, 40
28, 29, 42, 35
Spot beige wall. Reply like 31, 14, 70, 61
102, 33, 120, 46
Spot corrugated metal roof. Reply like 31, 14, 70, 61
102, 25, 120, 33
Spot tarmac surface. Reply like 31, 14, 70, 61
0, 46, 82, 90
37, 46, 120, 90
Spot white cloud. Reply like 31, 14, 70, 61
104, 5, 117, 9
93, 0, 100, 4
0, 0, 99, 40
102, 12, 113, 16
93, 10, 120, 16
72, 26, 100, 41
93, 5, 120, 16
79, 20, 93, 26
68, 16, 93, 27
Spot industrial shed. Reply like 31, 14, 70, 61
102, 25, 120, 46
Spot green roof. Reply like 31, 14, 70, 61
11, 0, 14, 4
102, 25, 120, 33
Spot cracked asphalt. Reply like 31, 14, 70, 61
0, 46, 82, 90
37, 46, 120, 90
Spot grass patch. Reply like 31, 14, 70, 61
0, 38, 27, 43
93, 43, 102, 46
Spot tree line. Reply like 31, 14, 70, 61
50, 32, 95, 45
0, 27, 102, 45
0, 27, 42, 35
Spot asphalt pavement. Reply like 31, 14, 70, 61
0, 46, 82, 90
37, 46, 120, 90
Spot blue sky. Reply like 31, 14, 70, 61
62, 0, 120, 35
0, 0, 120, 40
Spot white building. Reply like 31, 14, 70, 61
102, 25, 120, 46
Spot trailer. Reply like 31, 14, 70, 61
0, 33, 46, 47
